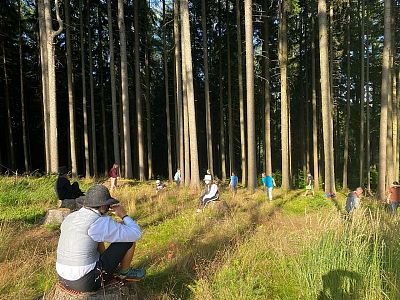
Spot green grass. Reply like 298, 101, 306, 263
1, 177, 400, 299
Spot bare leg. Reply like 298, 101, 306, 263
120, 243, 136, 271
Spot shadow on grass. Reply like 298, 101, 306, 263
317, 269, 362, 300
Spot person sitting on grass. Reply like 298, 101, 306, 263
55, 166, 84, 201
56, 184, 145, 293
345, 187, 363, 213
155, 179, 166, 194
197, 179, 219, 212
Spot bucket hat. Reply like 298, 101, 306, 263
77, 184, 119, 208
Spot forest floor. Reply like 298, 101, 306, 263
0, 176, 399, 299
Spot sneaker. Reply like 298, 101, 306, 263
115, 268, 146, 281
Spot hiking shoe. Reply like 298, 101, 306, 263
115, 268, 146, 281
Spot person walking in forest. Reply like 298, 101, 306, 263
345, 187, 363, 214
56, 184, 145, 292
230, 171, 239, 196
174, 168, 181, 188
262, 173, 276, 201
109, 163, 119, 191
55, 166, 84, 201
304, 173, 315, 196
387, 182, 400, 216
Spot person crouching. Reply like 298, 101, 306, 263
56, 184, 145, 292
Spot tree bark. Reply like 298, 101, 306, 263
359, 0, 365, 186
227, 2, 233, 176
318, 0, 335, 193
244, 0, 256, 191
311, 17, 319, 191
279, 0, 290, 190
181, 0, 200, 187
378, 0, 391, 199
118, 0, 133, 178
236, 0, 246, 186
134, 0, 145, 180
107, 0, 121, 167
201, 0, 214, 175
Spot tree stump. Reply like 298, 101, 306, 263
205, 200, 230, 215
43, 208, 71, 225
42, 281, 139, 300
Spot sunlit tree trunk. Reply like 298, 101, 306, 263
263, 3, 272, 177
19, 0, 29, 172
236, 0, 246, 185
118, 0, 133, 178
279, 0, 290, 190
378, 0, 391, 200
88, 1, 98, 178
311, 17, 319, 191
107, 0, 120, 167
65, 0, 77, 176
145, 34, 153, 180
174, 0, 185, 182
386, 31, 394, 186
201, 0, 214, 175
181, 27, 190, 186
318, 0, 335, 193
163, 0, 173, 181
181, 0, 200, 187
38, 0, 50, 173
227, 2, 233, 176
43, 0, 63, 173
244, 0, 256, 191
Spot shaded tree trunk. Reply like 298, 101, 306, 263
227, 2, 233, 176
201, 0, 214, 175
359, 0, 365, 186
365, 5, 371, 192
145, 31, 153, 180
244, 0, 256, 191
107, 0, 120, 167
236, 0, 246, 185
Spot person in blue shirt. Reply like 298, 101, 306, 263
262, 172, 276, 200
230, 172, 238, 196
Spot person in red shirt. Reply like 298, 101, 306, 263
387, 181, 400, 216
109, 163, 119, 191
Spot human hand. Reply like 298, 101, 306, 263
110, 204, 127, 219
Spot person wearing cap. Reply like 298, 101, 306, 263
56, 184, 145, 292
197, 178, 219, 212
55, 166, 84, 201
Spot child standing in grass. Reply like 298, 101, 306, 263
230, 172, 238, 196
109, 163, 119, 191
262, 173, 276, 201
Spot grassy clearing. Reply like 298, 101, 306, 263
0, 177, 399, 299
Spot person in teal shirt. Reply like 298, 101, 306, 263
230, 172, 238, 196
262, 172, 276, 200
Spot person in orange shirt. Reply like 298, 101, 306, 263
387, 182, 400, 216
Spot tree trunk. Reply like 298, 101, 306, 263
107, 0, 121, 167
79, 0, 90, 177
263, 3, 272, 177
174, 0, 184, 182
19, 0, 29, 172
2, 42, 15, 171
378, 28, 391, 192
386, 33, 394, 187
218, 47, 226, 181
134, 0, 145, 181
343, 5, 351, 191
279, 0, 290, 190
365, 5, 371, 192
244, 0, 256, 191
311, 17, 319, 191
118, 0, 133, 178
236, 0, 246, 186
145, 29, 153, 180
227, 2, 233, 176
88, 1, 98, 178
318, 0, 335, 193
65, 0, 77, 176
201, 0, 214, 175
181, 0, 200, 188
181, 25, 190, 186
163, 0, 173, 182
359, 0, 365, 186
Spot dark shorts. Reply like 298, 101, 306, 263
59, 242, 133, 292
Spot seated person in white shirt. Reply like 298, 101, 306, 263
56, 184, 144, 292
197, 179, 219, 212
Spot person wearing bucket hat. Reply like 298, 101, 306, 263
56, 184, 145, 292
